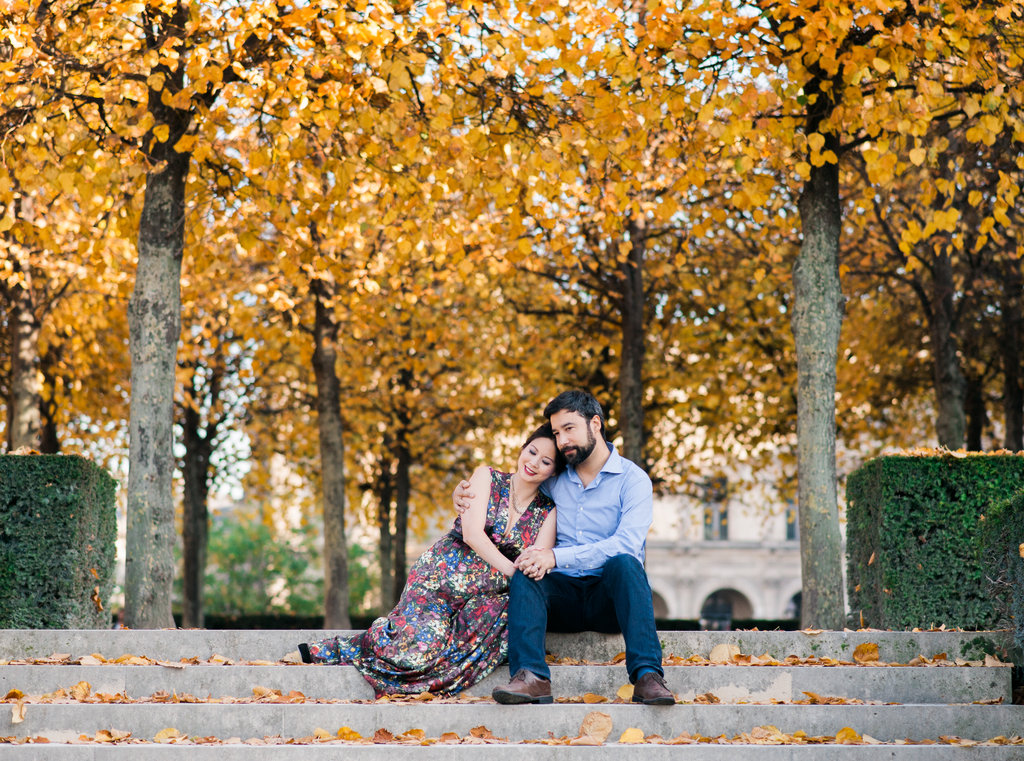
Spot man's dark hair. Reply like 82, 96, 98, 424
543, 390, 606, 439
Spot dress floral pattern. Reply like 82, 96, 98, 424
301, 468, 554, 697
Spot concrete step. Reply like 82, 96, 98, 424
1, 746, 1023, 760
1, 702, 1022, 744
0, 630, 1013, 664
0, 663, 1011, 705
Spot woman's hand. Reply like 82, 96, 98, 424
515, 546, 556, 580
453, 480, 474, 515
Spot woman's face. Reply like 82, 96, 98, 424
518, 437, 558, 484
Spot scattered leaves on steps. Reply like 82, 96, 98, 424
4, 725, 1020, 747
1, 646, 1011, 669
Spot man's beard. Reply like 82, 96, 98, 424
562, 428, 596, 466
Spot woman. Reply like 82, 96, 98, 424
297, 423, 562, 697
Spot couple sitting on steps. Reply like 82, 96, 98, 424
297, 389, 674, 706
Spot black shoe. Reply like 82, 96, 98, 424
297, 643, 313, 664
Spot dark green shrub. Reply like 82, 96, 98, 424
0, 455, 117, 628
846, 453, 1024, 630
981, 488, 1024, 655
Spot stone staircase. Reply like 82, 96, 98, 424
0, 628, 1021, 758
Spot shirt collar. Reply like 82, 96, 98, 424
567, 440, 623, 483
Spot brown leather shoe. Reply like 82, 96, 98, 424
632, 672, 675, 705
492, 669, 553, 704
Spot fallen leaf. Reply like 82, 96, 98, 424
582, 693, 607, 704
71, 682, 91, 701
709, 643, 740, 663
867, 552, 876, 565
694, 692, 720, 704
469, 726, 500, 740
336, 726, 362, 741
11, 702, 25, 724
373, 729, 395, 743
853, 643, 879, 664
79, 655, 105, 666
438, 732, 460, 743
95, 729, 131, 742
4, 689, 23, 701
836, 727, 862, 744
984, 655, 1009, 667
574, 711, 613, 745
281, 651, 304, 665
154, 728, 183, 743
616, 684, 634, 701
611, 651, 626, 664
312, 728, 333, 741
619, 727, 645, 744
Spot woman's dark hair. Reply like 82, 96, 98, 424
543, 389, 606, 439
522, 422, 567, 474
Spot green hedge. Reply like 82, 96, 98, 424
846, 453, 1024, 630
981, 488, 1024, 654
0, 455, 117, 628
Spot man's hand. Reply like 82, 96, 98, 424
515, 547, 556, 580
453, 479, 474, 515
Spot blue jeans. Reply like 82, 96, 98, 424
506, 554, 663, 683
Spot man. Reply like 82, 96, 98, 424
455, 390, 674, 705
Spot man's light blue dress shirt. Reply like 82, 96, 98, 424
541, 443, 653, 576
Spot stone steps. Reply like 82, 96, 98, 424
0, 629, 1019, 758
0, 629, 1011, 663
0, 663, 1010, 704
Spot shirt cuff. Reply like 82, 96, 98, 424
553, 547, 574, 568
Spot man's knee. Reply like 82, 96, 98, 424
511, 569, 545, 597
603, 554, 646, 582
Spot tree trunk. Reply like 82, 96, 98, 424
392, 436, 411, 602
311, 276, 351, 629
792, 156, 846, 631
180, 367, 216, 629
619, 216, 646, 466
125, 148, 188, 630
376, 465, 395, 611
5, 273, 41, 452
38, 345, 61, 454
1001, 258, 1023, 450
929, 251, 967, 448
964, 373, 986, 452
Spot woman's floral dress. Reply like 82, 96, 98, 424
301, 468, 554, 697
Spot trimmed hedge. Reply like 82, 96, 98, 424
0, 455, 117, 628
981, 488, 1024, 655
846, 453, 1024, 630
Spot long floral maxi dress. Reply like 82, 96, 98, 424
300, 468, 554, 697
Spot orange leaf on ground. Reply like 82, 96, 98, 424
438, 732, 460, 743
336, 726, 362, 741
71, 682, 91, 701
154, 728, 183, 743
373, 729, 395, 743
582, 693, 608, 704
836, 727, 863, 744
853, 643, 879, 664
619, 727, 645, 743
616, 684, 634, 701
611, 651, 626, 664
4, 689, 23, 701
